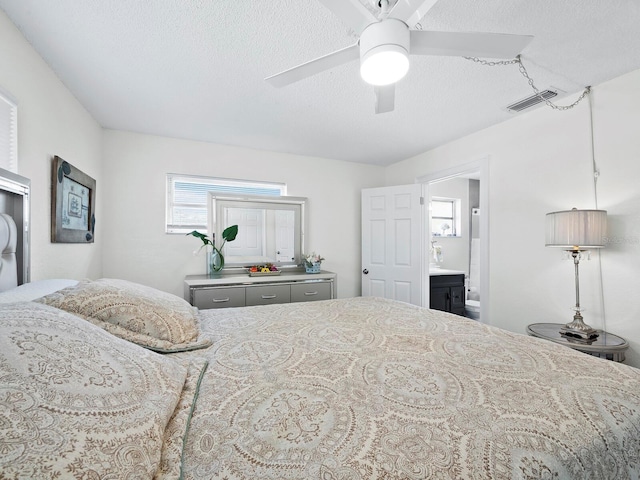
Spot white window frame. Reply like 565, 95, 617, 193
431, 197, 461, 237
166, 173, 286, 234
0, 88, 18, 173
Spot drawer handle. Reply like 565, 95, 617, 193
212, 297, 230, 303
304, 291, 319, 296
261, 294, 277, 299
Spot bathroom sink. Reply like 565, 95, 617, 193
429, 268, 465, 276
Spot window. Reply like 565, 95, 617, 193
166, 174, 286, 233
0, 89, 18, 173
431, 197, 461, 237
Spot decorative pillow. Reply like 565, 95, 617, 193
35, 278, 211, 353
0, 278, 79, 303
0, 302, 190, 479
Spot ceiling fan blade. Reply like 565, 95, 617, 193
374, 84, 395, 114
265, 43, 359, 88
388, 0, 439, 28
410, 30, 533, 58
316, 0, 377, 34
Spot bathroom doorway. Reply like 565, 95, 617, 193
418, 158, 489, 323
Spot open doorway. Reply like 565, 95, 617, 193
418, 158, 489, 323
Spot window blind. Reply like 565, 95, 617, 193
166, 174, 285, 233
0, 91, 18, 173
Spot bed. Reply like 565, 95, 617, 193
1, 276, 640, 479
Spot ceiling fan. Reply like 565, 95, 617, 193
265, 0, 533, 113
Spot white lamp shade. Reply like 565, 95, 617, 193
360, 45, 410, 86
545, 208, 607, 249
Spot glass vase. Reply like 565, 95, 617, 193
207, 247, 225, 274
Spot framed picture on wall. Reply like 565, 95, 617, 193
51, 155, 96, 243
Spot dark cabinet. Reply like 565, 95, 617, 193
430, 274, 465, 316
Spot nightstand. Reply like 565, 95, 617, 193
526, 323, 628, 362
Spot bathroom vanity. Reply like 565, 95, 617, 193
429, 269, 465, 316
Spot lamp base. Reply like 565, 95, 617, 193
559, 313, 599, 340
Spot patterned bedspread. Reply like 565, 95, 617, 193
176, 296, 640, 479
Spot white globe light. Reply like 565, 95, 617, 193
360, 44, 410, 86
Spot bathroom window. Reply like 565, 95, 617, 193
166, 174, 286, 234
431, 197, 461, 237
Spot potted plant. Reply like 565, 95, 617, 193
303, 252, 324, 274
187, 225, 238, 274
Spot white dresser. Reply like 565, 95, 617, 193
184, 271, 337, 309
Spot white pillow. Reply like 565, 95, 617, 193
0, 279, 78, 303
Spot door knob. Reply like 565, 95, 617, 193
362, 269, 369, 274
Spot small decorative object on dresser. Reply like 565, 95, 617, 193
303, 252, 324, 273
187, 225, 238, 274
248, 264, 281, 276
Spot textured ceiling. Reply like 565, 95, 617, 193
2, 0, 640, 166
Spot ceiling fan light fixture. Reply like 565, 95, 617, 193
360, 45, 409, 85
359, 19, 410, 86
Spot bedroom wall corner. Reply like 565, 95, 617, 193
0, 9, 103, 281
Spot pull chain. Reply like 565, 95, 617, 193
464, 55, 590, 110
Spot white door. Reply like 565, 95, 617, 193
225, 207, 265, 257
275, 210, 296, 262
361, 184, 423, 306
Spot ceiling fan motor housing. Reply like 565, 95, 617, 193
360, 19, 410, 86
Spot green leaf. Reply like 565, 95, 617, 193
186, 230, 212, 246
222, 225, 238, 242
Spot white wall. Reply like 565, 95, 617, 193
386, 68, 640, 368
101, 130, 385, 298
0, 10, 103, 280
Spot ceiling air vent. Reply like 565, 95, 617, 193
506, 90, 558, 112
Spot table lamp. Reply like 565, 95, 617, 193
545, 208, 607, 340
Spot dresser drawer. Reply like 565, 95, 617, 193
185, 271, 337, 309
193, 287, 245, 309
291, 282, 332, 303
246, 284, 290, 306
